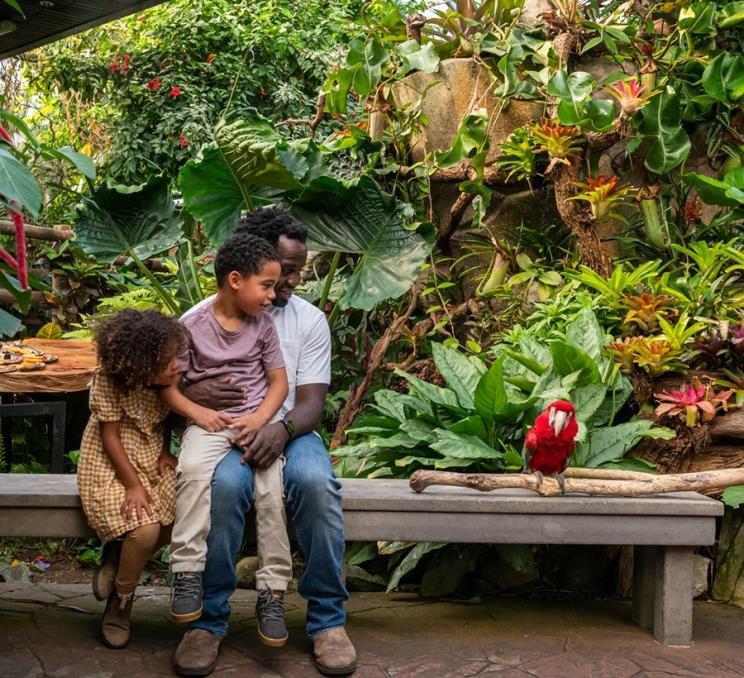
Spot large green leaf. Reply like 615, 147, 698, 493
397, 40, 440, 75
681, 172, 739, 207
0, 147, 42, 216
394, 368, 465, 415
347, 38, 388, 96
565, 307, 605, 363
547, 70, 594, 126
0, 306, 22, 338
434, 110, 490, 168
702, 52, 744, 102
420, 545, 472, 597
430, 429, 503, 460
74, 175, 182, 262
46, 145, 96, 180
582, 420, 654, 468
474, 356, 538, 423
292, 175, 434, 310
719, 2, 744, 28
386, 542, 446, 592
431, 342, 482, 410
550, 341, 601, 384
179, 144, 244, 244
637, 89, 691, 174
214, 117, 321, 199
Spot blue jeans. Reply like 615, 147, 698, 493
190, 433, 348, 638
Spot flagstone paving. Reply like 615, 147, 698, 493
2, 583, 744, 677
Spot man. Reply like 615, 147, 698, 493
174, 207, 356, 677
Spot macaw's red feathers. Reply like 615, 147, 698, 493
525, 400, 578, 475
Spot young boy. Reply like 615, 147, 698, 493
161, 232, 292, 647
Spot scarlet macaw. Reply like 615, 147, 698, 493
525, 400, 578, 492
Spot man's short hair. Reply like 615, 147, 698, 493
235, 206, 307, 247
214, 232, 279, 286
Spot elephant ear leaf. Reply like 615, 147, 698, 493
291, 175, 435, 311
74, 175, 182, 262
179, 144, 245, 245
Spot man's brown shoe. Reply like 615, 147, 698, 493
101, 591, 133, 649
174, 628, 222, 677
313, 627, 357, 676
92, 541, 121, 601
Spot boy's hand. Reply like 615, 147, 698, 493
158, 451, 178, 476
121, 483, 153, 523
229, 412, 267, 446
193, 407, 233, 433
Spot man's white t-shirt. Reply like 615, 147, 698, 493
182, 294, 331, 419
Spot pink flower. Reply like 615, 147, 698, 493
179, 133, 188, 148
605, 79, 649, 115
170, 86, 182, 98
147, 78, 161, 91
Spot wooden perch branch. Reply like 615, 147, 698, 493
409, 467, 744, 497
0, 221, 73, 242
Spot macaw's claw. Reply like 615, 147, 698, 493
534, 470, 544, 493
555, 472, 566, 495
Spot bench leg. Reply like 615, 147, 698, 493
632, 545, 656, 631
653, 546, 694, 646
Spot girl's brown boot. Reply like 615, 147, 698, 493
101, 591, 134, 649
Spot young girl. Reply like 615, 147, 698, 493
77, 308, 188, 649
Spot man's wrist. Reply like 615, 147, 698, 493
279, 418, 296, 441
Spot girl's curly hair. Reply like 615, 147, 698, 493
95, 309, 188, 392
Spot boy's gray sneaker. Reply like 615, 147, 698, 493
256, 589, 288, 647
170, 572, 203, 623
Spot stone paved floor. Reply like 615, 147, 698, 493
2, 583, 744, 677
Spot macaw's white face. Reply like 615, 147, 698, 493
548, 405, 574, 436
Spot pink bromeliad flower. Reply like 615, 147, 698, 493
605, 79, 649, 115
655, 377, 734, 427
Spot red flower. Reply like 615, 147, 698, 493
109, 60, 120, 74
122, 53, 130, 75
206, 54, 216, 63
170, 86, 182, 98
179, 133, 188, 148
147, 78, 161, 91
0, 125, 13, 145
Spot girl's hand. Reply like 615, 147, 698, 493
158, 451, 178, 476
193, 407, 233, 433
121, 483, 154, 523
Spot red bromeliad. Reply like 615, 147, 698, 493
569, 175, 636, 221
179, 132, 188, 148
605, 79, 649, 115
147, 78, 162, 91
170, 86, 182, 98
655, 377, 734, 428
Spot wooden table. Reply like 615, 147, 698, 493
0, 339, 97, 393
0, 339, 97, 471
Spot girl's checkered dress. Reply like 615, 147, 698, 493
77, 370, 175, 541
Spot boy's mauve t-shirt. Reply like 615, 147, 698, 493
179, 301, 285, 418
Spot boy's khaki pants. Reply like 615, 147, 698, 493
170, 425, 292, 591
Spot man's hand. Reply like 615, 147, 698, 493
182, 376, 245, 410
239, 421, 290, 468
158, 451, 178, 476
193, 407, 233, 433
229, 412, 267, 446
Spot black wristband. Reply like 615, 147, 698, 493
279, 419, 294, 441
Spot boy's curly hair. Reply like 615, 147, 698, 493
95, 309, 188, 392
235, 206, 307, 247
214, 232, 280, 286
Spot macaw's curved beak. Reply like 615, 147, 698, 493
549, 408, 571, 436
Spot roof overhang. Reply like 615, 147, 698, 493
0, 1, 171, 60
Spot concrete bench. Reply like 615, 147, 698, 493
0, 473, 723, 646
